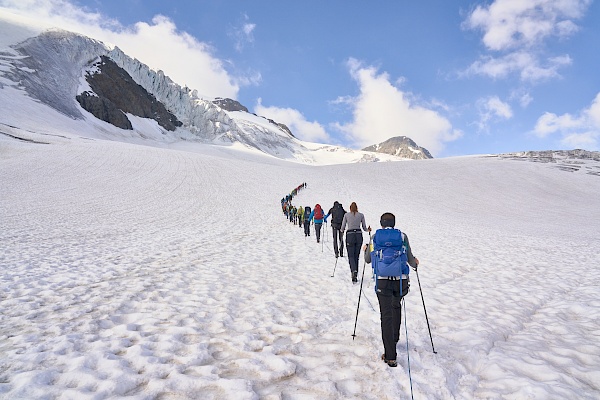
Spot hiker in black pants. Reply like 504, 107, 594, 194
324, 201, 346, 258
340, 202, 370, 283
303, 206, 312, 237
364, 212, 419, 367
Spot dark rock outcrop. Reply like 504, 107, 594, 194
363, 136, 433, 160
275, 122, 294, 138
212, 98, 248, 112
76, 92, 132, 130
77, 56, 182, 131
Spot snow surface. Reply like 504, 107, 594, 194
2, 120, 600, 399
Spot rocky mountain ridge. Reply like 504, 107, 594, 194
492, 149, 600, 176
362, 136, 433, 160
1, 25, 425, 164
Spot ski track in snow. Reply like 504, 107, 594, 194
1, 134, 600, 399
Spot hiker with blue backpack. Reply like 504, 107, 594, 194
364, 212, 419, 368
303, 206, 312, 237
340, 202, 370, 283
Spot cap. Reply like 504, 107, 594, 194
380, 212, 395, 228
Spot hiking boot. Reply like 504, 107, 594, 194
352, 271, 358, 283
340, 252, 344, 257
381, 354, 398, 368
335, 253, 339, 258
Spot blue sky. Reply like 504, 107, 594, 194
2, 0, 600, 156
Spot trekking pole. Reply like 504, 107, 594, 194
416, 268, 437, 354
330, 257, 339, 277
403, 298, 415, 400
351, 233, 372, 340
351, 257, 367, 340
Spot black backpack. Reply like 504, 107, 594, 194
331, 206, 346, 226
304, 206, 311, 221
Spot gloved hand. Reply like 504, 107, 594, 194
412, 258, 419, 271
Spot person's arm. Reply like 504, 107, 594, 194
404, 234, 419, 270
361, 214, 368, 231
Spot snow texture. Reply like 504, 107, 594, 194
1, 12, 600, 399
2, 118, 600, 399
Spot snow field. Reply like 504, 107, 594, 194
1, 132, 600, 399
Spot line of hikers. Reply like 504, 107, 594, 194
280, 186, 423, 369
281, 198, 370, 284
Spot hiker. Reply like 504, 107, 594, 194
308, 204, 325, 243
297, 206, 304, 229
340, 202, 370, 283
324, 201, 346, 258
364, 212, 419, 368
303, 206, 312, 237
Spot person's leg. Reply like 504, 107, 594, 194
332, 227, 339, 257
346, 233, 357, 276
392, 293, 402, 344
376, 281, 397, 362
356, 234, 363, 269
338, 229, 344, 257
315, 223, 322, 242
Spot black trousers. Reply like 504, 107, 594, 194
315, 223, 322, 241
332, 226, 343, 256
345, 230, 363, 274
376, 278, 409, 361
304, 220, 310, 236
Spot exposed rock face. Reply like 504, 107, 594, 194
271, 121, 294, 138
78, 56, 182, 131
363, 136, 433, 160
212, 98, 248, 112
500, 149, 600, 161
76, 92, 132, 130
9, 29, 110, 120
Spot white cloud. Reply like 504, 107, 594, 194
229, 13, 256, 53
254, 98, 331, 143
333, 59, 461, 156
475, 96, 513, 132
463, 0, 590, 83
465, 51, 572, 82
465, 0, 590, 51
510, 89, 533, 108
0, 0, 243, 99
533, 92, 600, 149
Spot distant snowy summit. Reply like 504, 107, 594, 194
362, 136, 433, 160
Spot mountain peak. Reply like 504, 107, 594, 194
362, 136, 433, 160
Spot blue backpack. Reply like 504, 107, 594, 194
371, 228, 409, 279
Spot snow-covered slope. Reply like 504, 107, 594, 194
1, 127, 599, 399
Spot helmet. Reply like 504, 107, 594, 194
380, 212, 395, 228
